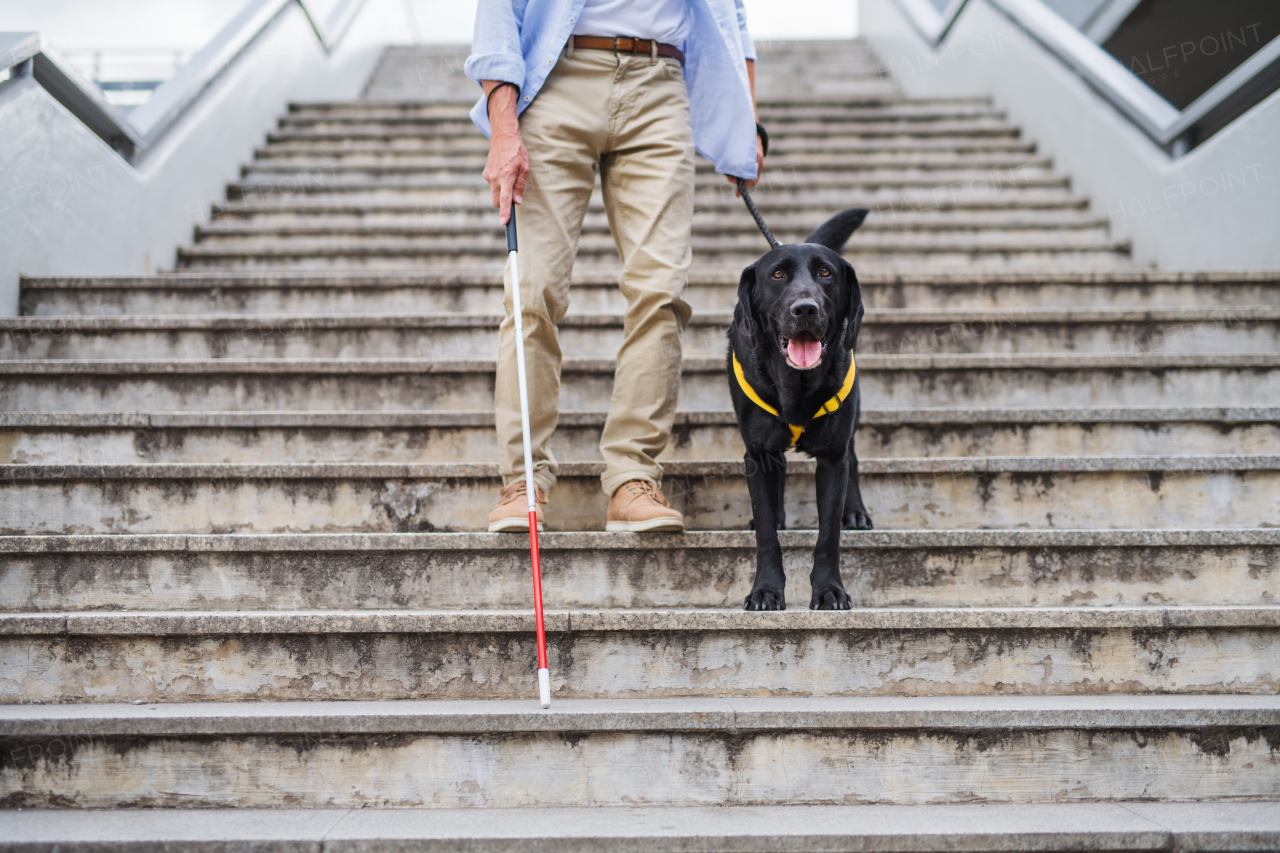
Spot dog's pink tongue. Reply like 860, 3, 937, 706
787, 335, 822, 368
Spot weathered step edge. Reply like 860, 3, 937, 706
4, 605, 1279, 636
2, 802, 1279, 853
4, 406, 1278, 429
4, 527, 1276, 554
3, 455, 1276, 480
3, 695, 1278, 736
4, 353, 1278, 374
6, 306, 1277, 330
19, 269, 1280, 289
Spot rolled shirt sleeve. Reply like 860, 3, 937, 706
464, 0, 531, 137
465, 0, 527, 85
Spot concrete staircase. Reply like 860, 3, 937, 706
2, 40, 1278, 850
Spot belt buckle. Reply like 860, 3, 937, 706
613, 35, 641, 55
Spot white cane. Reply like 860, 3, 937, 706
506, 206, 552, 709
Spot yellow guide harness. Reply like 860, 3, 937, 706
731, 350, 857, 447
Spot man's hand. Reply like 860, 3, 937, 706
729, 59, 765, 196
481, 81, 528, 225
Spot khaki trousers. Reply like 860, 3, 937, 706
496, 47, 695, 497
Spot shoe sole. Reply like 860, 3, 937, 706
605, 518, 686, 533
488, 516, 544, 533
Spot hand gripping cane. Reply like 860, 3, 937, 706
506, 207, 552, 709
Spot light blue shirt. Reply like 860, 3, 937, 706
465, 0, 759, 179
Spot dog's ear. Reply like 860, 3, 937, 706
841, 261, 865, 351
805, 208, 868, 253
732, 263, 759, 346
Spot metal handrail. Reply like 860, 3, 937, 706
61, 47, 194, 85
896, 0, 970, 46
0, 0, 366, 162
890, 0, 1280, 154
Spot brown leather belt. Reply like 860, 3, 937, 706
572, 35, 685, 66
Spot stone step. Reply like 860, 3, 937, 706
269, 117, 1014, 141
12, 307, 1272, 360
335, 93, 992, 108
714, 63, 894, 77
756, 97, 994, 113
202, 209, 1110, 236
319, 96, 991, 112
257, 136, 1042, 155
211, 187, 1088, 215
1, 455, 1275, 534
738, 81, 907, 98
39, 269, 1277, 316
172, 240, 1131, 267
294, 95, 990, 110
749, 51, 886, 65
243, 151, 1056, 174
357, 79, 905, 104
182, 216, 1125, 272
265, 121, 1020, 144
355, 88, 479, 105
2, 696, 1280, 809
4, 803, 1279, 851
7, 696, 1274, 808
3, 407, 1276, 465
3, 354, 1274, 412
752, 62, 888, 75
276, 105, 1009, 128
754, 71, 892, 83
3, 528, 1275, 612
226, 168, 1065, 196
378, 43, 863, 68
175, 242, 1132, 272
186, 232, 1117, 254
284, 101, 1001, 123
268, 117, 1016, 142
3, 598, 1278, 697
358, 49, 478, 103
290, 102, 479, 118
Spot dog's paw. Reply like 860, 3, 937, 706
842, 510, 873, 530
744, 587, 786, 611
810, 585, 852, 610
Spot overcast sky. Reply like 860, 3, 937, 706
0, 0, 857, 50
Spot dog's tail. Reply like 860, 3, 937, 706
804, 209, 869, 252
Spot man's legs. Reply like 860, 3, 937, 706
490, 50, 611, 529
597, 55, 695, 500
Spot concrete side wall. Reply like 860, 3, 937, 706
0, 0, 411, 316
859, 0, 1280, 271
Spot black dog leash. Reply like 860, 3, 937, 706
736, 178, 781, 250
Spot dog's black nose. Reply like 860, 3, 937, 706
790, 299, 820, 320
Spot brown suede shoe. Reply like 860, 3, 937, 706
606, 479, 685, 533
488, 481, 548, 532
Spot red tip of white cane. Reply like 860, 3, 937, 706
538, 668, 551, 708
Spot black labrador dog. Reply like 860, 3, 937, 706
727, 208, 872, 611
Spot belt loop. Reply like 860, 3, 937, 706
650, 39, 658, 65
565, 36, 575, 59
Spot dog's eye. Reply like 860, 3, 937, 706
772, 270, 785, 279
819, 267, 831, 277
